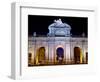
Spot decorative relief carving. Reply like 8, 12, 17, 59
48, 19, 71, 36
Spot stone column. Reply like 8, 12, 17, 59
65, 43, 70, 63
48, 42, 54, 64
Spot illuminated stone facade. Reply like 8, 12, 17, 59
28, 19, 88, 66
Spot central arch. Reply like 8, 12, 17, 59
56, 47, 64, 63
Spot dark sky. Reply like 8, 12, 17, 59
28, 15, 88, 37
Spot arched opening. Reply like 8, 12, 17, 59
28, 53, 32, 66
86, 52, 88, 64
74, 47, 82, 64
56, 47, 64, 64
36, 47, 45, 65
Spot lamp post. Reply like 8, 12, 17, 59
33, 32, 36, 65
82, 32, 85, 63
70, 33, 72, 64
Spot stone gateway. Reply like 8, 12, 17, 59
28, 19, 88, 66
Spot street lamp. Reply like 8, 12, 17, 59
82, 32, 85, 63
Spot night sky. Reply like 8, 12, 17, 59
28, 15, 88, 37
